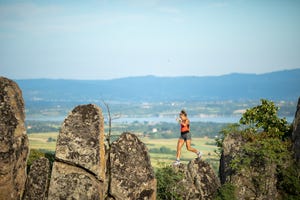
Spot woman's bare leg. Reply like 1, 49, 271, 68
176, 139, 185, 160
186, 139, 198, 154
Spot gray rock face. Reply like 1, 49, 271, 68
48, 104, 106, 199
173, 159, 220, 200
49, 162, 103, 200
23, 157, 50, 200
219, 132, 247, 184
55, 104, 106, 180
233, 162, 278, 200
0, 77, 29, 200
292, 97, 300, 164
109, 132, 156, 200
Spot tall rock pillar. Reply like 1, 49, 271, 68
23, 157, 50, 200
48, 104, 106, 199
109, 132, 156, 200
0, 77, 29, 200
292, 97, 300, 164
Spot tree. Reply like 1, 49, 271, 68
239, 99, 290, 137
102, 101, 121, 200
232, 99, 291, 168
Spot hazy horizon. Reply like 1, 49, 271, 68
6, 68, 299, 81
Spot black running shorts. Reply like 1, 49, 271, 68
180, 131, 191, 141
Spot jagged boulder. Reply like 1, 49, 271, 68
292, 97, 300, 164
109, 132, 156, 200
0, 77, 29, 200
23, 157, 50, 200
233, 162, 278, 199
48, 104, 106, 199
173, 159, 220, 200
219, 132, 247, 184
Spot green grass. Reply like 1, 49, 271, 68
28, 132, 219, 172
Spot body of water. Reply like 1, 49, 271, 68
26, 115, 295, 124
114, 116, 241, 124
114, 116, 295, 124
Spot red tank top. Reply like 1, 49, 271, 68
180, 120, 190, 132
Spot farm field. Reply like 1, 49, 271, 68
28, 132, 58, 151
142, 137, 219, 169
28, 132, 219, 171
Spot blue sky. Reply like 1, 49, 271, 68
0, 0, 299, 79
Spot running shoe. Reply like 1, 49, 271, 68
197, 151, 202, 159
173, 159, 180, 165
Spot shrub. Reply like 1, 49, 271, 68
27, 149, 55, 173
149, 146, 176, 154
277, 162, 300, 199
27, 149, 45, 169
156, 165, 184, 200
214, 183, 236, 200
47, 137, 56, 142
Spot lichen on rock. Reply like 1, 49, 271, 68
0, 77, 29, 200
109, 132, 156, 200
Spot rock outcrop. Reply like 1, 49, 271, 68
173, 159, 220, 200
23, 157, 50, 200
220, 132, 279, 199
0, 77, 29, 200
292, 97, 300, 164
109, 132, 156, 200
48, 104, 106, 199
219, 132, 247, 184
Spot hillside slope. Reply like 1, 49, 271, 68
15, 69, 300, 102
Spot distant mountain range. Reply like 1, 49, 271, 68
15, 69, 300, 102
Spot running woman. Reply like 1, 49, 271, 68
174, 110, 202, 165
